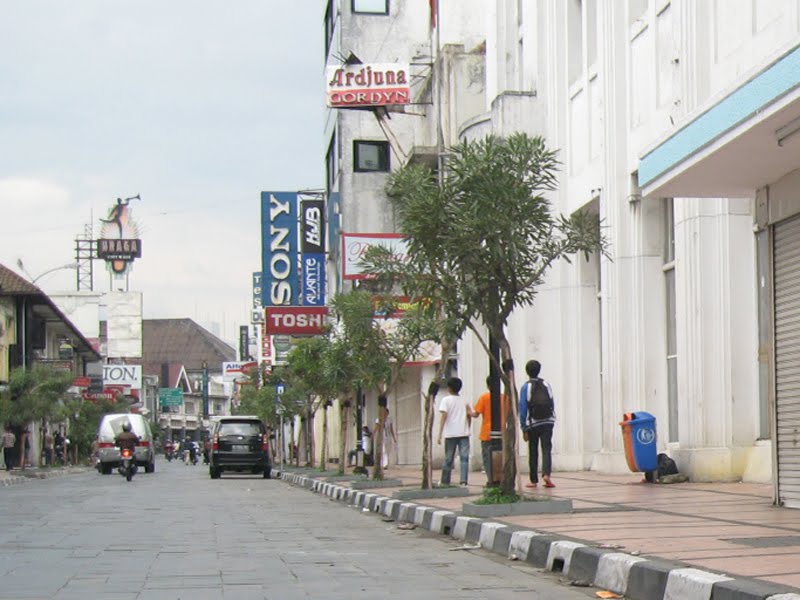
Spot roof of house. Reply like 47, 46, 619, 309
141, 318, 236, 372
0, 263, 101, 361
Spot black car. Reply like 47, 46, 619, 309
209, 416, 271, 479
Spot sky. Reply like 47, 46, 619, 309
0, 1, 326, 348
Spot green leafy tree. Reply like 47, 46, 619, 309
372, 133, 608, 494
330, 290, 440, 480
62, 396, 119, 463
0, 366, 73, 468
283, 335, 358, 472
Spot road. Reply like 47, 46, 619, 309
0, 460, 602, 599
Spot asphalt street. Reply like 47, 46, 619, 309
0, 461, 604, 599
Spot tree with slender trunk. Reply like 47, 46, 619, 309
0, 366, 73, 469
366, 133, 608, 494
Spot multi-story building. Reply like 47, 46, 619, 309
325, 0, 800, 505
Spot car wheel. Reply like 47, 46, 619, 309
210, 467, 221, 479
101, 463, 113, 475
145, 461, 155, 474
263, 468, 271, 479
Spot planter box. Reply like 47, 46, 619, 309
350, 478, 404, 490
462, 497, 573, 518
393, 486, 472, 500
325, 474, 369, 483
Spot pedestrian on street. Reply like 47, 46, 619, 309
2, 426, 15, 471
471, 376, 507, 485
43, 428, 54, 467
519, 360, 556, 489
436, 377, 472, 486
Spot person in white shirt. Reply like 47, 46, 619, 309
436, 377, 472, 486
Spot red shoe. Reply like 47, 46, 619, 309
525, 482, 537, 489
543, 477, 555, 488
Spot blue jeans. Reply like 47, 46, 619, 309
441, 436, 470, 485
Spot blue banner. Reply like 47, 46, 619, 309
301, 198, 326, 306
261, 192, 299, 306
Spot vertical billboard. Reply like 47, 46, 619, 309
301, 198, 326, 306
260, 192, 299, 306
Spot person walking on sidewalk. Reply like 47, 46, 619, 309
378, 408, 397, 469
519, 360, 556, 489
471, 376, 507, 486
436, 377, 472, 486
2, 426, 15, 471
43, 428, 54, 467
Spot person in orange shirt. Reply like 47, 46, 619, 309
471, 376, 506, 486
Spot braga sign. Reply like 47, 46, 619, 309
265, 306, 328, 335
326, 63, 410, 108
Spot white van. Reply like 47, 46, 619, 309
96, 413, 155, 474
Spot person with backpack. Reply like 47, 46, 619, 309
519, 360, 556, 489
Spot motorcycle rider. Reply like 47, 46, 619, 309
115, 420, 139, 451
181, 436, 197, 465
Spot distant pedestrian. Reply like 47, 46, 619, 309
471, 376, 507, 485
54, 430, 65, 465
519, 360, 556, 489
2, 426, 15, 471
436, 377, 472, 486
43, 428, 54, 467
377, 408, 397, 469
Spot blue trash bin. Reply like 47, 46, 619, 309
619, 411, 658, 473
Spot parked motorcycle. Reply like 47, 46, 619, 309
118, 447, 137, 482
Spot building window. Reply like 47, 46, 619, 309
568, 0, 583, 84
663, 198, 678, 443
354, 140, 390, 172
629, 0, 649, 26
352, 0, 388, 15
326, 132, 339, 192
325, 0, 335, 57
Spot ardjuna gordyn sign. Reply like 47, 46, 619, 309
326, 63, 410, 108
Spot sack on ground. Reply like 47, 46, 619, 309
528, 379, 553, 420
657, 453, 679, 477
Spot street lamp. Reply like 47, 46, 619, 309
17, 259, 79, 285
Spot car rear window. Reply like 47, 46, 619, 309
218, 422, 262, 436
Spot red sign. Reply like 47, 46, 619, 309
73, 376, 91, 388
326, 64, 411, 108
264, 307, 328, 335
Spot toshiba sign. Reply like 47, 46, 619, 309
264, 307, 328, 335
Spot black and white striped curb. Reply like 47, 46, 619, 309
279, 471, 800, 600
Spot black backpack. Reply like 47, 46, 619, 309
528, 379, 553, 420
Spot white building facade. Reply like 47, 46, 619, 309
324, 0, 800, 503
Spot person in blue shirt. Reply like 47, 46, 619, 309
519, 360, 556, 489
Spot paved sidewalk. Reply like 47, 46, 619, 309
0, 465, 87, 485
281, 465, 800, 600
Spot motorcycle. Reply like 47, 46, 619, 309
165, 444, 175, 462
118, 446, 137, 482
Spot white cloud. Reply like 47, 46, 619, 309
0, 177, 71, 209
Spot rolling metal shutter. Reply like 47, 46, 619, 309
774, 214, 800, 508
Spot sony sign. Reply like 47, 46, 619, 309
103, 364, 142, 389
261, 191, 299, 306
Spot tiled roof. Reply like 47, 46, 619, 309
0, 263, 41, 295
141, 318, 236, 372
